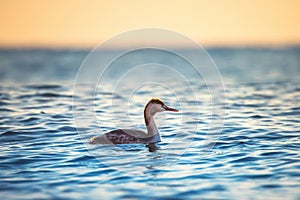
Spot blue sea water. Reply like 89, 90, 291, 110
0, 47, 300, 199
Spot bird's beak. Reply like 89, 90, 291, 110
164, 106, 179, 112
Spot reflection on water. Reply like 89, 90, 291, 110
0, 48, 300, 199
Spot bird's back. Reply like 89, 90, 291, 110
90, 129, 150, 144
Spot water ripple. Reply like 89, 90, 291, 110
1, 76, 300, 198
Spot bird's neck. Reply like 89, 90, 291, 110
144, 107, 161, 143
146, 117, 159, 136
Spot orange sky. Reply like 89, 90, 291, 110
0, 0, 299, 47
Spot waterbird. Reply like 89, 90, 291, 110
90, 98, 179, 152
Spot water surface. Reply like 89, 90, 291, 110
0, 47, 300, 199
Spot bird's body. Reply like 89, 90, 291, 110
90, 129, 161, 144
90, 98, 178, 151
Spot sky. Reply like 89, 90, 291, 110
0, 0, 300, 47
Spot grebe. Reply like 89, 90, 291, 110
90, 98, 178, 152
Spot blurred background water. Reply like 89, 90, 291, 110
0, 47, 300, 199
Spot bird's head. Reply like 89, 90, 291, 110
145, 98, 178, 116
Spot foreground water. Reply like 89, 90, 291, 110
0, 47, 300, 199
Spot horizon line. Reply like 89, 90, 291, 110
1, 40, 300, 50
